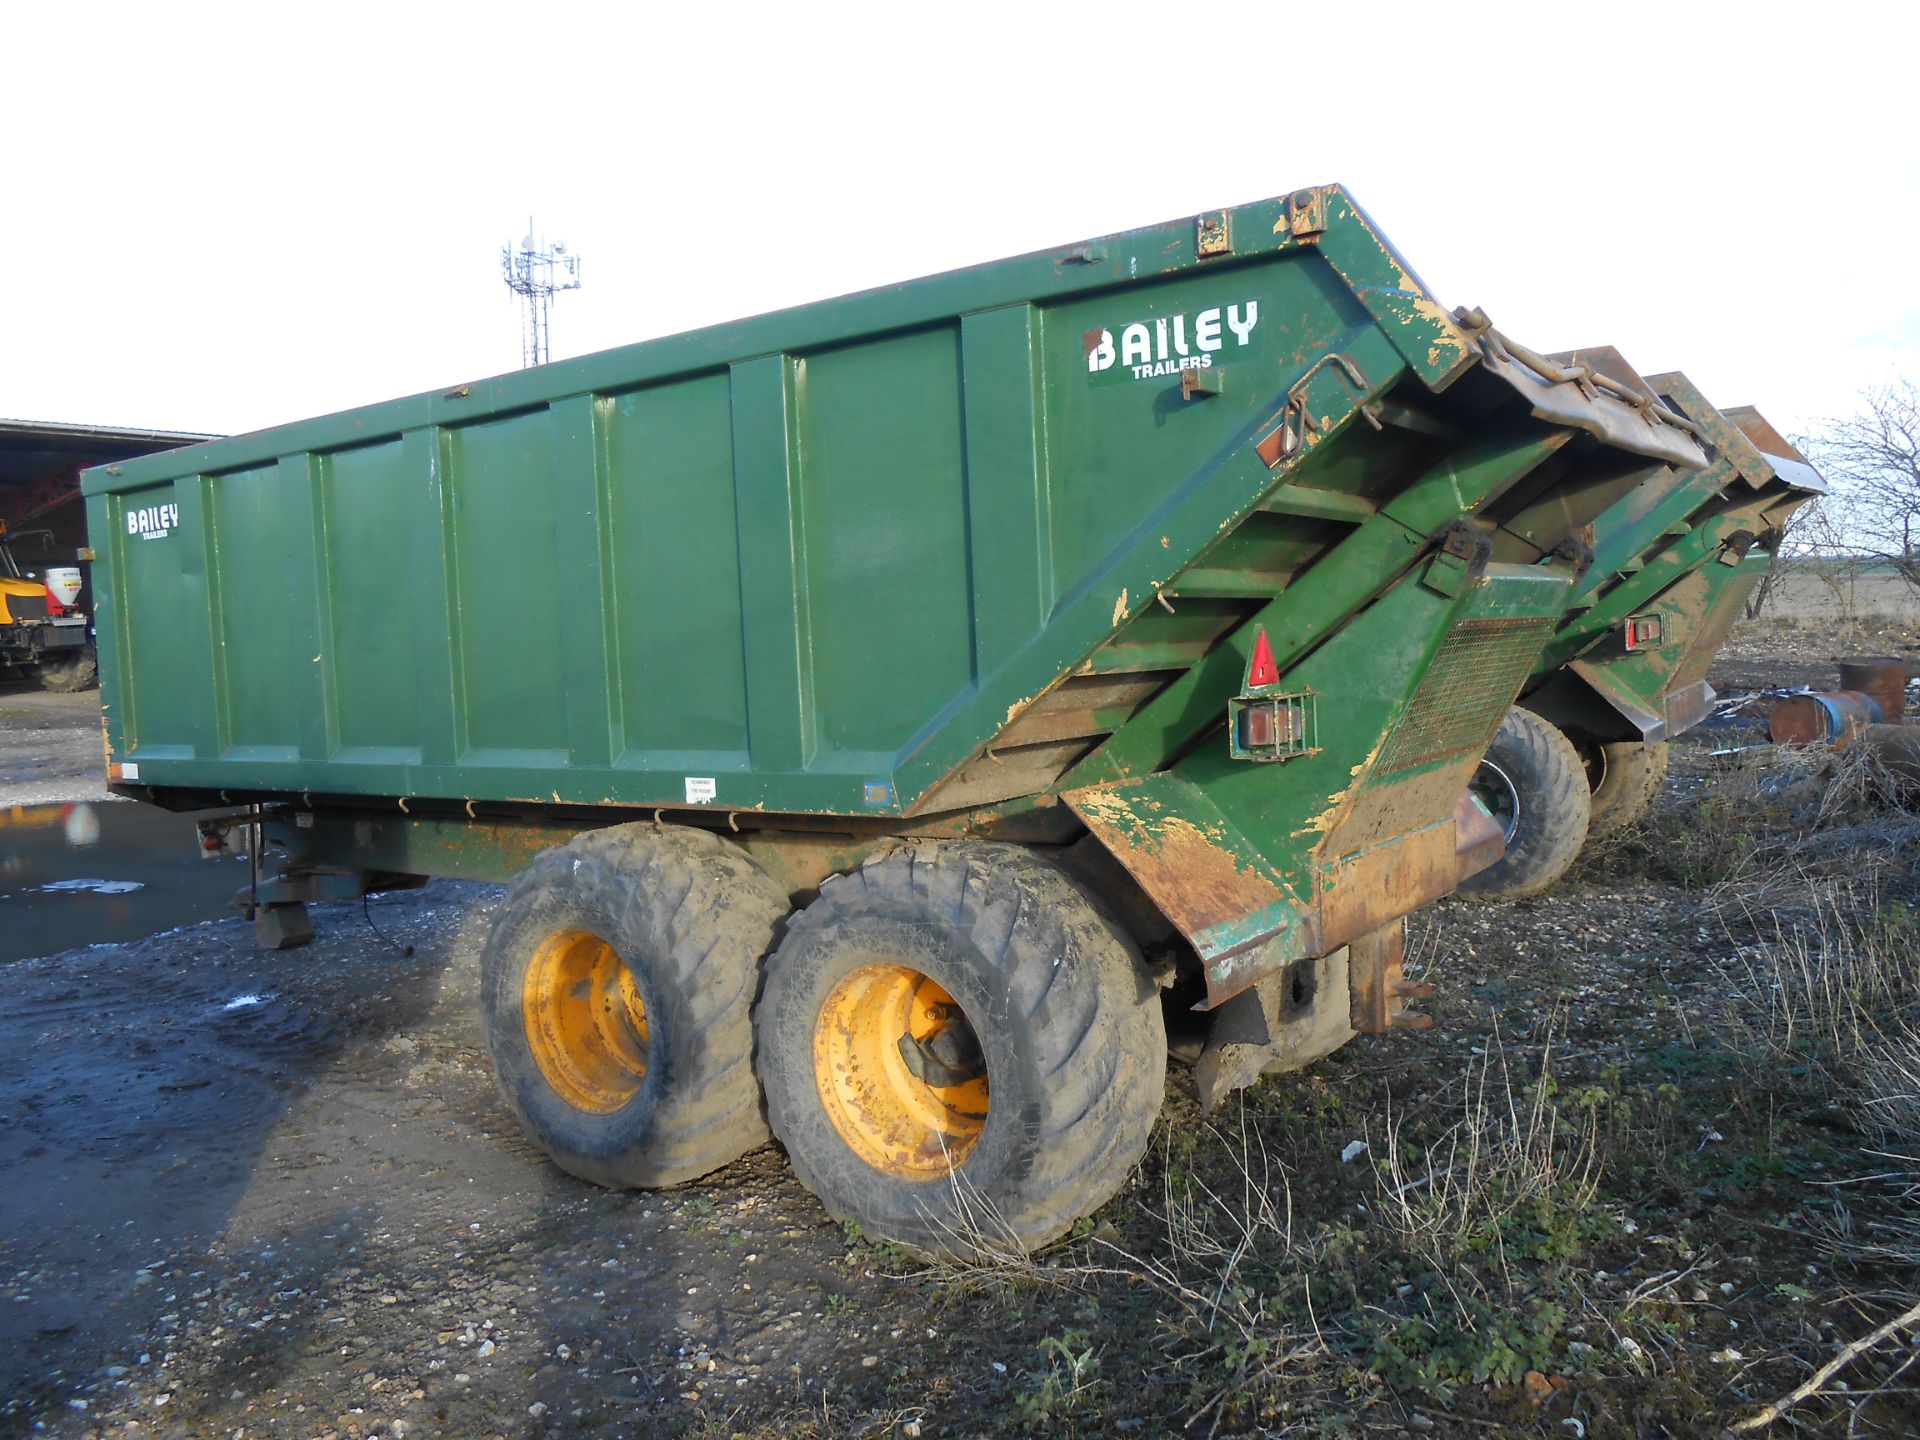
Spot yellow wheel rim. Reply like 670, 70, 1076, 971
522, 929, 650, 1114
813, 964, 988, 1179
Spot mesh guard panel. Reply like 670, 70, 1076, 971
1374, 617, 1554, 777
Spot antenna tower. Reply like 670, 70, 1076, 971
501, 219, 582, 368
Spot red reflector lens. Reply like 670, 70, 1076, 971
1247, 630, 1279, 689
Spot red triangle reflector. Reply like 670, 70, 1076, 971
1247, 629, 1279, 689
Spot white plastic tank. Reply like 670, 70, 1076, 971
44, 567, 83, 608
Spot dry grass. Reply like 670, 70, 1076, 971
1583, 736, 1920, 901
1719, 881, 1917, 1083
1689, 765, 1920, 1430
1008, 1034, 1627, 1428
873, 733, 1920, 1432
1370, 1030, 1604, 1274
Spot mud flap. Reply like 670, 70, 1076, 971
1191, 919, 1433, 1109
1194, 947, 1355, 1110
1063, 772, 1311, 1003
1554, 542, 1766, 745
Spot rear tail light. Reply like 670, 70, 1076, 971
1229, 628, 1318, 762
1624, 614, 1664, 650
1238, 699, 1305, 750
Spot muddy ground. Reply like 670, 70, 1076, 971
0, 684, 108, 805
5, 628, 1920, 1439
0, 676, 255, 964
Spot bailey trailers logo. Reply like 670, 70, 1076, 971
1084, 301, 1260, 386
126, 503, 179, 541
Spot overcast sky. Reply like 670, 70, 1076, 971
6, 2, 1912, 443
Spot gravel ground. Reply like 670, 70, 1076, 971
5, 624, 1920, 1438
0, 881, 944, 1439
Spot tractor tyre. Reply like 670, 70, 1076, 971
36, 646, 97, 693
1586, 740, 1669, 840
481, 823, 789, 1189
1458, 708, 1591, 900
754, 841, 1165, 1258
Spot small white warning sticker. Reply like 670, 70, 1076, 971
684, 777, 717, 805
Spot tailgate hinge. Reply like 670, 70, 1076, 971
1286, 187, 1328, 240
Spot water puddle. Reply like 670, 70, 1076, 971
38, 877, 147, 894
0, 801, 254, 963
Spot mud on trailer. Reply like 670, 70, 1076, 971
86, 185, 1709, 1255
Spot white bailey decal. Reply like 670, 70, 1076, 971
126, 503, 180, 540
1085, 302, 1260, 385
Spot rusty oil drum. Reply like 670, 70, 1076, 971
1768, 658, 1910, 747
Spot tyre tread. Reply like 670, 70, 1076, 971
756, 840, 1165, 1256
1460, 708, 1592, 900
1586, 740, 1669, 840
481, 822, 789, 1190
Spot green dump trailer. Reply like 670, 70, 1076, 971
85, 184, 1707, 1254
1463, 363, 1824, 897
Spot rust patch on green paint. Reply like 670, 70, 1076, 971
1066, 786, 1287, 951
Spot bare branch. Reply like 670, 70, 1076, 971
1746, 496, 1854, 619
1730, 1296, 1920, 1431
1803, 380, 1920, 588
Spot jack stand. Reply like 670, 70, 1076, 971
1348, 920, 1434, 1033
254, 902, 315, 950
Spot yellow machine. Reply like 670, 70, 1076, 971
0, 523, 96, 692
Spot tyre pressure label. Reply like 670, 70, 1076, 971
684, 777, 716, 805
1083, 301, 1260, 387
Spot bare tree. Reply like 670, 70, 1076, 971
1745, 493, 1853, 620
1802, 380, 1920, 589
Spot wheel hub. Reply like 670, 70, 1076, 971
897, 1003, 986, 1089
1471, 758, 1523, 845
522, 929, 650, 1114
813, 965, 988, 1179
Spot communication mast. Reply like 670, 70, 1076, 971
501, 220, 582, 368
